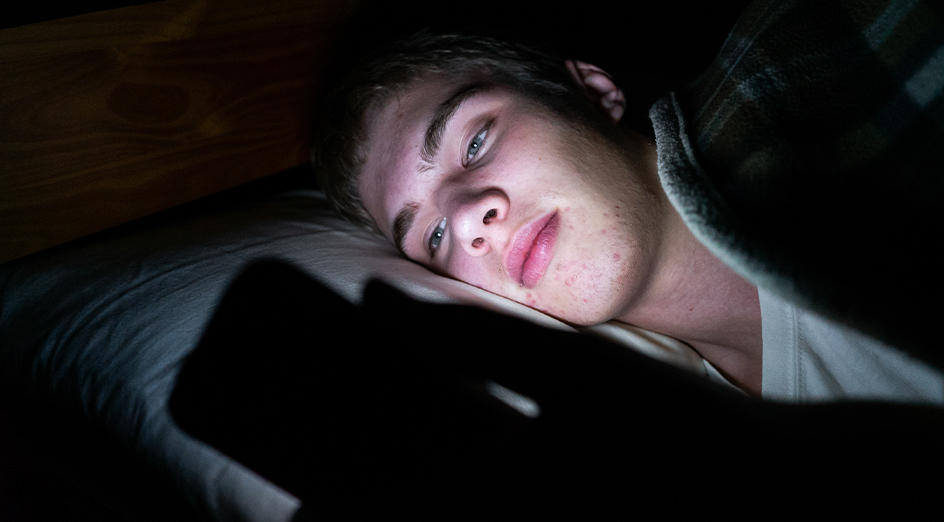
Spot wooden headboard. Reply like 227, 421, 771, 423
0, 0, 361, 263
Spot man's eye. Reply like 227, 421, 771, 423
429, 217, 447, 253
466, 127, 488, 163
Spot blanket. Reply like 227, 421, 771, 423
651, 0, 944, 371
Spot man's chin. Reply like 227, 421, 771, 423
495, 284, 616, 327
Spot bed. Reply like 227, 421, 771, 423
2, 1, 943, 520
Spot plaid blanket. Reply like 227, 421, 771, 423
651, 0, 944, 370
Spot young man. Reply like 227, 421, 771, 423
314, 0, 944, 403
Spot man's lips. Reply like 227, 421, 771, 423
504, 211, 560, 289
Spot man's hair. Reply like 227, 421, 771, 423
312, 31, 610, 231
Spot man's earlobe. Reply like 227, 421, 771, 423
565, 59, 626, 124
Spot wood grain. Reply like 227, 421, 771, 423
0, 0, 361, 263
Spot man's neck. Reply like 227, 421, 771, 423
616, 202, 763, 394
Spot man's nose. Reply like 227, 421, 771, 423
451, 190, 509, 257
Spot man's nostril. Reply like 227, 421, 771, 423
484, 208, 498, 224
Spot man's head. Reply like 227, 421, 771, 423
315, 33, 616, 229
314, 33, 669, 325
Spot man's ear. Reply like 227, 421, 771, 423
565, 59, 626, 124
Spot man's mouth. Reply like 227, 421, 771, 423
504, 211, 560, 289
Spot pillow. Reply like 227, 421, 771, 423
0, 185, 705, 521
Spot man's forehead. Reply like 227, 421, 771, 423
375, 75, 455, 123
358, 82, 444, 237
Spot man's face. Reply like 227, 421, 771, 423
358, 74, 663, 325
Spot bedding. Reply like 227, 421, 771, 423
652, 0, 944, 395
0, 167, 711, 521
650, 0, 944, 369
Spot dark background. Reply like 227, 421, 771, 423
4, 0, 751, 136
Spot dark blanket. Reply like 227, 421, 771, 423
651, 0, 944, 369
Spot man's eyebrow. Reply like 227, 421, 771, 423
393, 201, 419, 256
420, 83, 489, 170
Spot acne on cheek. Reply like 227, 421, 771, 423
552, 260, 619, 315
564, 273, 579, 287
520, 291, 561, 317
553, 261, 598, 291
525, 292, 538, 307
522, 268, 614, 324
